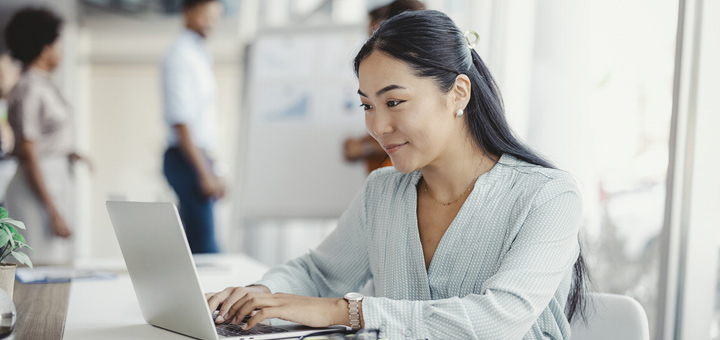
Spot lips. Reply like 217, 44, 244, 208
383, 142, 408, 154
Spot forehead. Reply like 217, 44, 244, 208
358, 52, 418, 92
189, 1, 223, 14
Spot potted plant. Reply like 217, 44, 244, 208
0, 206, 32, 298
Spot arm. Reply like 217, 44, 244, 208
162, 54, 223, 199
16, 140, 70, 237
206, 177, 373, 325
362, 176, 582, 340
251, 182, 372, 297
173, 124, 223, 199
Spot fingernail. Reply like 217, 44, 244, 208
241, 324, 248, 330
215, 316, 224, 323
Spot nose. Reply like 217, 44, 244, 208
367, 110, 394, 137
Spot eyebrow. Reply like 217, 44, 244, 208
357, 85, 407, 98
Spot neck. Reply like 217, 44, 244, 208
420, 140, 497, 202
29, 59, 52, 73
185, 25, 205, 39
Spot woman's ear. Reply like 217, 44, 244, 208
452, 74, 472, 109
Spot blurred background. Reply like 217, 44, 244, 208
0, 0, 718, 339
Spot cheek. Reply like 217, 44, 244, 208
364, 115, 374, 136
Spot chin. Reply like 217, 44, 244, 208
389, 159, 419, 174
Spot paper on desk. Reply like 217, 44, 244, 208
15, 266, 117, 284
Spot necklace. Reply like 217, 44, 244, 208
423, 183, 473, 206
422, 159, 485, 206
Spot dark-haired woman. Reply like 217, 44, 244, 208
207, 10, 588, 339
4, 8, 84, 265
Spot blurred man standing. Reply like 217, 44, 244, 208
162, 0, 224, 253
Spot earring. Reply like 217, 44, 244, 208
456, 109, 464, 117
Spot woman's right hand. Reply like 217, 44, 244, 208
206, 285, 270, 324
49, 210, 71, 238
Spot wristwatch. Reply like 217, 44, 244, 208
343, 292, 364, 330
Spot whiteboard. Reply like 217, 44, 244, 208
240, 25, 369, 219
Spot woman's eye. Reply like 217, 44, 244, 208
360, 103, 373, 111
387, 100, 405, 108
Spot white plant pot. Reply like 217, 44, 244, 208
0, 263, 16, 298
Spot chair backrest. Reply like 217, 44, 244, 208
570, 293, 650, 340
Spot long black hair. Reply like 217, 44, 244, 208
353, 10, 591, 323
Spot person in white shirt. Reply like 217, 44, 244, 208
161, 0, 224, 254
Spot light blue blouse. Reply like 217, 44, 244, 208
254, 154, 582, 339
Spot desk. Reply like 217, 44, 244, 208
61, 253, 268, 339
13, 280, 70, 339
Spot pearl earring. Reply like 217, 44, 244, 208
456, 109, 464, 117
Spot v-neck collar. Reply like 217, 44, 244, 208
406, 154, 509, 298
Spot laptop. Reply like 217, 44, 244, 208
106, 201, 344, 340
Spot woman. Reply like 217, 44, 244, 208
4, 8, 83, 265
207, 10, 589, 339
343, 0, 426, 174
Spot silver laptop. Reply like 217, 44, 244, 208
106, 201, 343, 340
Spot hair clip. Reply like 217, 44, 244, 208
464, 30, 480, 49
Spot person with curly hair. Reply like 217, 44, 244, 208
3, 7, 87, 265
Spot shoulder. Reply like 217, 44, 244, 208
162, 35, 194, 67
360, 167, 418, 204
8, 74, 41, 106
495, 154, 581, 208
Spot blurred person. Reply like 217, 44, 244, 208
4, 8, 88, 265
0, 53, 20, 206
206, 11, 590, 339
162, 0, 224, 254
344, 0, 425, 174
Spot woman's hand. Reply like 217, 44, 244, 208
49, 209, 71, 238
68, 152, 94, 173
206, 286, 349, 330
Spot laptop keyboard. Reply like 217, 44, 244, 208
214, 313, 289, 337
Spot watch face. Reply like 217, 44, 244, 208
344, 292, 363, 301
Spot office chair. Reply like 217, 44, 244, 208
570, 293, 650, 340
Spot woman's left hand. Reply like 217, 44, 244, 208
207, 289, 349, 330
68, 152, 94, 173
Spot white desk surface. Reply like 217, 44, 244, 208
64, 253, 270, 340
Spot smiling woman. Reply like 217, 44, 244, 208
206, 10, 590, 339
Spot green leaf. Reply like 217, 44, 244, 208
0, 207, 7, 220
2, 219, 25, 230
11, 251, 32, 269
15, 242, 33, 252
0, 224, 15, 249
0, 229, 9, 248
10, 229, 25, 244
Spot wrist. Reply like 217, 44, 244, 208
343, 292, 364, 330
245, 284, 271, 294
45, 203, 59, 216
336, 297, 350, 327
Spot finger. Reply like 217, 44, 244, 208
207, 287, 233, 318
243, 308, 279, 330
231, 295, 277, 325
229, 293, 267, 323
217, 288, 248, 323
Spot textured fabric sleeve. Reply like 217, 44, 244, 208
252, 178, 372, 298
362, 175, 582, 340
162, 53, 195, 126
8, 86, 42, 142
